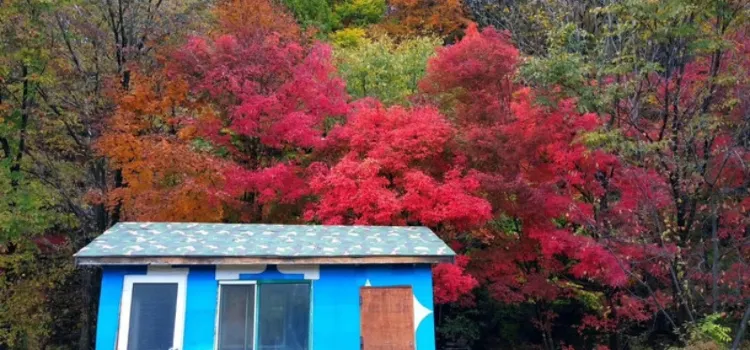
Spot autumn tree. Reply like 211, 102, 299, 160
334, 34, 440, 105
418, 21, 736, 349
414, 1, 750, 348
305, 99, 491, 229
377, 0, 468, 40
97, 0, 350, 224
95, 0, 308, 223
0, 3, 77, 347
95, 73, 229, 222
3, 0, 750, 349
464, 0, 603, 55
216, 0, 302, 40
520, 0, 750, 347
1, 0, 213, 347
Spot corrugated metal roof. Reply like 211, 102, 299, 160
75, 222, 455, 263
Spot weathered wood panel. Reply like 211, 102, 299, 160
360, 286, 415, 350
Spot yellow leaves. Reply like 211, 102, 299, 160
334, 34, 440, 104
330, 27, 368, 48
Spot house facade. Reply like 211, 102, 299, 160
75, 222, 454, 350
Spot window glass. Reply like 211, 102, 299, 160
218, 285, 256, 350
257, 283, 310, 350
127, 283, 177, 350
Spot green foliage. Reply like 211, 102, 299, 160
564, 282, 605, 311
281, 0, 385, 33
0, 171, 68, 242
664, 314, 732, 350
332, 0, 385, 29
0, 244, 74, 350
690, 314, 732, 346
334, 35, 440, 105
437, 313, 482, 347
0, 1, 70, 240
282, 0, 334, 32
519, 0, 736, 115
464, 0, 578, 55
487, 215, 521, 236
521, 51, 599, 111
0, 0, 213, 348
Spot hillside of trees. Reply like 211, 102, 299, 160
1, 0, 749, 349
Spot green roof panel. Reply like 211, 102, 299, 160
75, 222, 455, 261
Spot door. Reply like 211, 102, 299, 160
117, 273, 187, 350
360, 286, 415, 350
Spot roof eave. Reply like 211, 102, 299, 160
75, 255, 455, 266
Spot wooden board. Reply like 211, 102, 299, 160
360, 286, 415, 350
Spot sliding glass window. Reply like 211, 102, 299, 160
217, 283, 311, 350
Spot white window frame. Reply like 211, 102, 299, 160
215, 280, 258, 350
117, 271, 188, 350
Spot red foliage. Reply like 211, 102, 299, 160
433, 255, 479, 304
420, 23, 518, 125
171, 35, 348, 152
98, 5, 750, 341
305, 101, 492, 229
423, 45, 636, 300
418, 23, 685, 331
164, 20, 349, 221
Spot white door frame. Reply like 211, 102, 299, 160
117, 270, 188, 350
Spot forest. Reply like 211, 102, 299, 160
1, 0, 749, 349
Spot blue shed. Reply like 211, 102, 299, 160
75, 222, 455, 350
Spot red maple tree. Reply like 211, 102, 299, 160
418, 23, 685, 337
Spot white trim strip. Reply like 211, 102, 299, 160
215, 265, 267, 280
277, 264, 320, 280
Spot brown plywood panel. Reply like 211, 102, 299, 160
360, 286, 415, 350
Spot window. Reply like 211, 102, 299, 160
117, 272, 187, 350
218, 285, 256, 350
128, 283, 178, 350
218, 283, 311, 350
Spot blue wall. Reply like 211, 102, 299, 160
183, 266, 218, 350
313, 265, 435, 350
95, 266, 147, 349
96, 264, 435, 350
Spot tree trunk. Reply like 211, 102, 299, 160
731, 302, 750, 350
77, 267, 102, 350
77, 268, 92, 350
711, 214, 720, 314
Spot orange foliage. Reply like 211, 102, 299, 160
96, 73, 227, 222
97, 0, 327, 224
378, 0, 467, 39
214, 0, 302, 41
